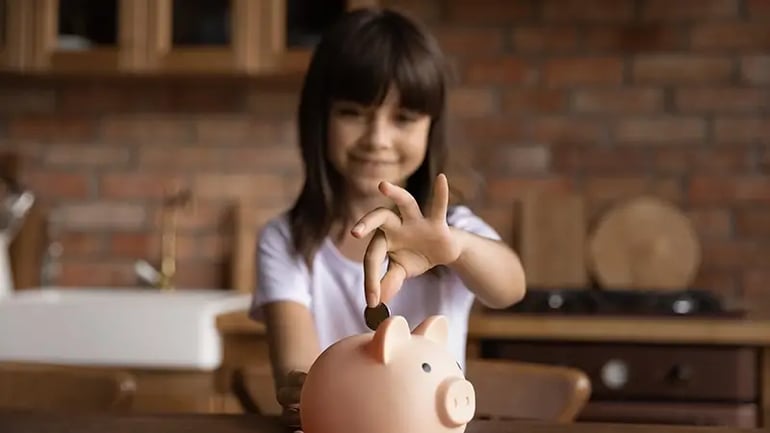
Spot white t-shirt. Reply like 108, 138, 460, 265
249, 205, 500, 366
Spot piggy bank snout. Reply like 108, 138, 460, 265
437, 377, 476, 427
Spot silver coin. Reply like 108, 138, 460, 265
364, 303, 390, 331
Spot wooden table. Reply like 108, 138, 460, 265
215, 311, 770, 427
0, 410, 760, 433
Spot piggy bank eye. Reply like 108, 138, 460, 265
422, 363, 431, 373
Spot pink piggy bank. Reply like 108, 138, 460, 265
299, 315, 476, 433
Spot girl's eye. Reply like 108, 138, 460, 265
394, 112, 418, 123
334, 107, 363, 117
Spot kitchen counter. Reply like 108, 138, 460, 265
216, 310, 770, 345
215, 310, 770, 428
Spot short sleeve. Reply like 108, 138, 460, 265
447, 205, 501, 241
249, 214, 312, 321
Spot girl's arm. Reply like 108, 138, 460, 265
448, 228, 526, 309
263, 300, 321, 388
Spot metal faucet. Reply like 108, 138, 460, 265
135, 185, 193, 291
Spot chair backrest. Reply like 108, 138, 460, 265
0, 362, 137, 412
465, 358, 591, 422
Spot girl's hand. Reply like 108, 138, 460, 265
276, 370, 306, 430
351, 173, 463, 307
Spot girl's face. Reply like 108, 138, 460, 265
326, 86, 431, 198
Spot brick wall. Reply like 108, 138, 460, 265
0, 0, 768, 309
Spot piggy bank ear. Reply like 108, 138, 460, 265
368, 316, 411, 364
412, 315, 448, 345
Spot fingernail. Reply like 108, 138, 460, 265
352, 223, 364, 234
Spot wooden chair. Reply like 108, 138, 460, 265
0, 362, 137, 412
466, 358, 591, 422
233, 359, 591, 422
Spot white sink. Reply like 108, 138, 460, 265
0, 287, 252, 371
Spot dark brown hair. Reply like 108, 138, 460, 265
289, 7, 450, 267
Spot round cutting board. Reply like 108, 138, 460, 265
587, 196, 701, 291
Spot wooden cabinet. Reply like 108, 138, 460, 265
1, 0, 379, 75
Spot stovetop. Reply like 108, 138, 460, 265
497, 288, 744, 318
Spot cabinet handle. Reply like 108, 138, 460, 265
667, 364, 693, 384
600, 359, 629, 390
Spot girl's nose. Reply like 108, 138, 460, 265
364, 117, 392, 149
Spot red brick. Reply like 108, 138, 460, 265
7, 115, 96, 141
714, 117, 770, 143
743, 270, 770, 312
57, 84, 163, 113
447, 87, 499, 117
100, 173, 179, 199
688, 176, 770, 205
573, 88, 664, 113
464, 57, 536, 85
632, 55, 733, 84
747, 0, 770, 18
675, 88, 768, 112
551, 144, 651, 174
480, 144, 551, 175
614, 117, 707, 144
193, 173, 292, 204
223, 147, 303, 173
529, 117, 606, 144
101, 115, 194, 143
433, 27, 506, 56
458, 117, 528, 144
25, 171, 91, 199
692, 270, 739, 297
641, 0, 739, 20
173, 261, 226, 289
687, 208, 733, 239
485, 177, 574, 202
543, 57, 624, 87
42, 145, 131, 168
582, 175, 683, 209
502, 89, 567, 113
58, 261, 138, 287
691, 23, 770, 50
542, 0, 635, 21
511, 26, 579, 52
164, 86, 246, 113
150, 203, 229, 232
196, 117, 292, 146
445, 0, 535, 24
109, 232, 152, 258
583, 25, 687, 51
56, 203, 147, 230
58, 232, 105, 257
700, 240, 770, 269
138, 146, 223, 170
654, 146, 753, 174
735, 209, 770, 237
741, 56, 770, 84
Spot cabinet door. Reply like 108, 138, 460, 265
277, 0, 379, 72
0, 0, 37, 70
147, 0, 269, 73
31, 0, 149, 72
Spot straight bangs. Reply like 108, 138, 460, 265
325, 12, 446, 118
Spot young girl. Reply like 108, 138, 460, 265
249, 6, 526, 428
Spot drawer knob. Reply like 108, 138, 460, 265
600, 359, 629, 390
667, 364, 693, 384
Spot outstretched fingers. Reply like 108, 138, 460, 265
363, 230, 387, 307
379, 181, 423, 220
428, 173, 450, 222
351, 207, 401, 238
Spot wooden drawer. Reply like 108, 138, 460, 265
579, 401, 757, 428
481, 341, 758, 402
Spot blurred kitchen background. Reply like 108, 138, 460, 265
0, 0, 768, 429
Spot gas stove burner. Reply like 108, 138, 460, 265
501, 288, 742, 318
